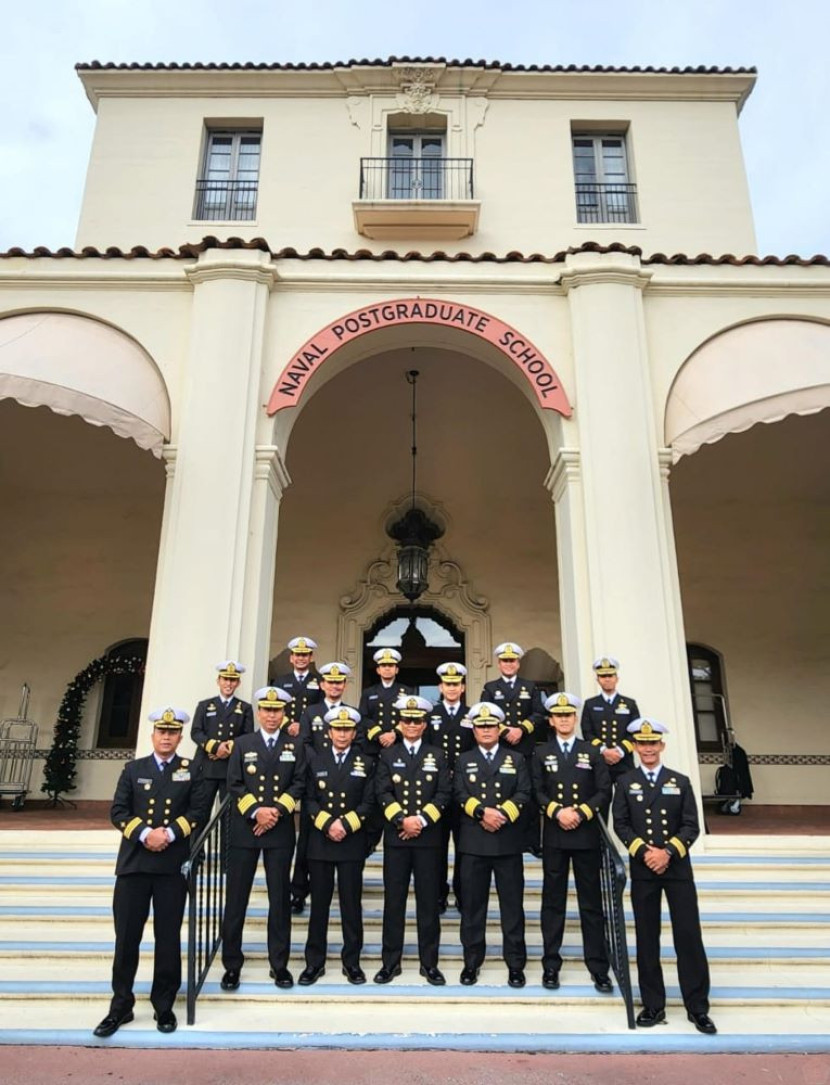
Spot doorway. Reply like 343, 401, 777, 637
363, 606, 465, 702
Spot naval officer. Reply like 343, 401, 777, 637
93, 708, 206, 1038
612, 718, 716, 1035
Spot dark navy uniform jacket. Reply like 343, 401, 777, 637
305, 746, 375, 862
111, 753, 207, 875
191, 696, 254, 780
375, 743, 452, 849
531, 737, 611, 851
226, 729, 306, 850
454, 745, 531, 856
612, 765, 700, 881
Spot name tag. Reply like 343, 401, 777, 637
499, 765, 516, 774
172, 770, 190, 781
662, 786, 681, 795
137, 777, 152, 786
316, 770, 328, 778
206, 710, 217, 717
575, 762, 591, 770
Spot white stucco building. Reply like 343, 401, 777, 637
1, 58, 828, 807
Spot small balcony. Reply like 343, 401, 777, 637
193, 179, 259, 222
575, 182, 639, 225
353, 157, 479, 240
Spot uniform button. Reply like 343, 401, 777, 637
260, 775, 266, 781
163, 819, 169, 826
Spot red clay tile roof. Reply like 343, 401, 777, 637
75, 58, 756, 75
1, 239, 827, 265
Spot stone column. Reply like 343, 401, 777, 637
560, 250, 700, 787
544, 447, 594, 691
137, 249, 278, 753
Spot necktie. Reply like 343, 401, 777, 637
159, 760, 167, 774
562, 742, 570, 758
485, 751, 494, 764
647, 771, 656, 785
408, 745, 416, 759
267, 737, 275, 751
337, 753, 344, 768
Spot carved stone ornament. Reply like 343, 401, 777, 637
395, 67, 440, 115
337, 544, 491, 692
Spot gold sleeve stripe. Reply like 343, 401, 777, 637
227, 740, 234, 752
464, 797, 481, 818
314, 811, 332, 831
367, 726, 381, 740
345, 811, 362, 833
500, 800, 520, 823
238, 794, 257, 815
590, 738, 602, 747
521, 719, 534, 734
205, 740, 218, 754
628, 837, 646, 856
622, 739, 635, 753
669, 836, 687, 859
422, 803, 441, 824
277, 793, 296, 814
578, 804, 594, 821
175, 816, 192, 837
384, 802, 404, 822
123, 817, 143, 839
546, 801, 561, 819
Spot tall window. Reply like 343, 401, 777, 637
194, 130, 261, 221
572, 133, 638, 224
96, 639, 147, 749
686, 644, 729, 753
388, 133, 445, 200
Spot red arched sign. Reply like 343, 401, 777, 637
266, 297, 572, 416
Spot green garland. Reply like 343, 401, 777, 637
41, 653, 145, 804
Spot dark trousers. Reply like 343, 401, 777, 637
458, 852, 526, 970
541, 847, 608, 973
381, 845, 442, 969
631, 876, 710, 1014
222, 847, 292, 973
439, 811, 463, 906
290, 810, 311, 899
305, 857, 365, 969
110, 871, 187, 1016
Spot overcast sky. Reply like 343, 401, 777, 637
2, 0, 828, 255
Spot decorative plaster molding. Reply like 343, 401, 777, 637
345, 95, 368, 128
544, 448, 581, 503
657, 448, 673, 481
393, 66, 444, 114
184, 261, 278, 288
559, 263, 653, 293
162, 444, 177, 480
254, 444, 292, 499
337, 544, 491, 690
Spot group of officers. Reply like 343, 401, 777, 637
93, 638, 717, 1039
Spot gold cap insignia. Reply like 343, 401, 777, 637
479, 706, 491, 719
266, 689, 278, 702
162, 709, 175, 724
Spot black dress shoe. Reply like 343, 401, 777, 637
154, 1009, 177, 1034
290, 896, 306, 915
298, 964, 325, 986
373, 965, 401, 984
687, 1010, 718, 1035
542, 969, 560, 990
273, 967, 294, 988
525, 845, 543, 859
220, 969, 240, 991
93, 1010, 134, 1038
507, 968, 526, 988
636, 1007, 667, 1027
591, 972, 613, 993
419, 965, 446, 986
459, 966, 479, 986
342, 964, 366, 985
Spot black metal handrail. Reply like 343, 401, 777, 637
359, 157, 474, 201
193, 179, 258, 221
183, 794, 230, 1025
575, 182, 638, 224
598, 817, 636, 1028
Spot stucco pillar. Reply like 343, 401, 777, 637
560, 251, 700, 786
544, 448, 594, 691
137, 249, 277, 754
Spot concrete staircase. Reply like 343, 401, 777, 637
0, 828, 829, 1052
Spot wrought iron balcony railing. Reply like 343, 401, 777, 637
575, 182, 639, 224
184, 795, 230, 1024
359, 157, 474, 201
193, 179, 259, 221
